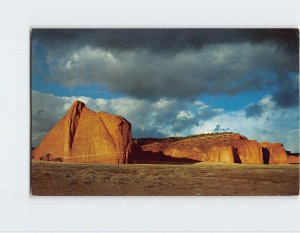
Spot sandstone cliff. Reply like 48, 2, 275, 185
32, 100, 133, 164
135, 133, 290, 164
286, 151, 300, 164
287, 156, 300, 164
260, 142, 288, 164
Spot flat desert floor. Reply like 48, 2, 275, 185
31, 160, 299, 196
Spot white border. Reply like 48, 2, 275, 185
0, 0, 299, 231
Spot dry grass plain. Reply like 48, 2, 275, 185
31, 160, 299, 196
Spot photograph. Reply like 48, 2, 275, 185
31, 29, 299, 196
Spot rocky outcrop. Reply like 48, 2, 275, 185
260, 142, 288, 164
287, 156, 299, 164
136, 133, 291, 164
207, 145, 234, 163
32, 100, 133, 164
231, 140, 263, 164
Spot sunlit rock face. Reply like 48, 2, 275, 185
206, 145, 234, 163
260, 142, 288, 164
287, 156, 299, 164
135, 133, 289, 164
230, 140, 263, 164
32, 101, 133, 164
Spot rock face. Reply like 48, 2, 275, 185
260, 142, 288, 164
207, 145, 234, 163
287, 156, 299, 164
32, 101, 133, 164
231, 140, 263, 164
135, 133, 290, 164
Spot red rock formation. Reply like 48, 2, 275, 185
138, 133, 239, 164
207, 145, 234, 163
32, 103, 292, 166
136, 133, 290, 164
231, 140, 263, 164
287, 156, 299, 164
164, 146, 207, 161
32, 100, 133, 164
260, 142, 288, 164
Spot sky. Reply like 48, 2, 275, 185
31, 29, 299, 152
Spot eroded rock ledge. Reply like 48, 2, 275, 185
134, 133, 293, 164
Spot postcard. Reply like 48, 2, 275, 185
31, 29, 299, 195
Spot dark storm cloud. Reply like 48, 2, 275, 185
245, 103, 264, 118
213, 124, 229, 132
32, 29, 299, 105
32, 29, 299, 54
273, 74, 299, 108
132, 127, 168, 139
31, 92, 70, 146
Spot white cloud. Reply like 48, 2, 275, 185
153, 98, 176, 109
177, 111, 194, 120
259, 95, 275, 109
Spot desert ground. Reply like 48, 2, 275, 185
31, 160, 299, 196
